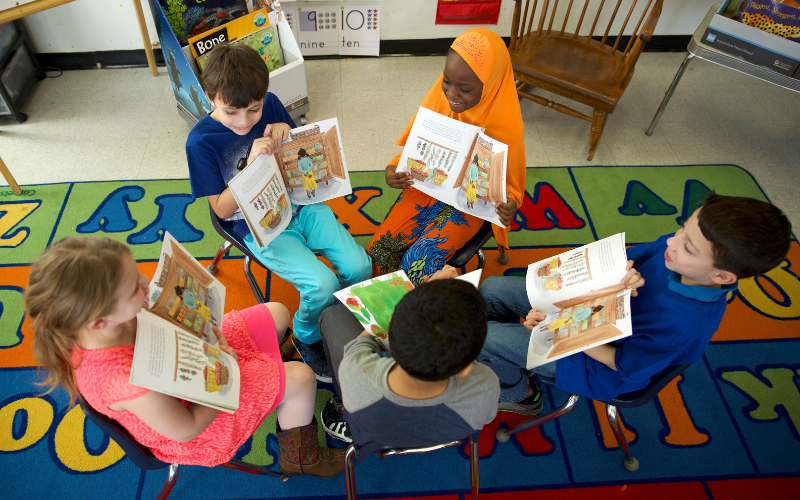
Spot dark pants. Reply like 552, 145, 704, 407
318, 304, 364, 398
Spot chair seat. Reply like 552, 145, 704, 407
511, 34, 628, 109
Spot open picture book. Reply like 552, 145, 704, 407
396, 106, 509, 227
227, 118, 352, 247
130, 232, 240, 413
334, 269, 483, 350
525, 233, 633, 369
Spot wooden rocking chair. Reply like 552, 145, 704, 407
509, 0, 663, 160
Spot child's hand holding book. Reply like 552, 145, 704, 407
495, 199, 518, 227
621, 260, 644, 297
385, 164, 414, 190
215, 327, 238, 364
524, 309, 546, 333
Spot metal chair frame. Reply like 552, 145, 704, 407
207, 203, 270, 304
344, 433, 480, 500
496, 363, 691, 471
78, 397, 287, 500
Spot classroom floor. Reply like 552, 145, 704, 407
1, 53, 799, 229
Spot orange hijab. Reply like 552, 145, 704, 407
389, 28, 526, 248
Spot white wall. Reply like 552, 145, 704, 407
22, 0, 721, 54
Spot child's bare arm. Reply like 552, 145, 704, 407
207, 189, 240, 219
110, 391, 221, 442
583, 344, 617, 371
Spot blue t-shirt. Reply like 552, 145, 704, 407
185, 93, 295, 238
555, 233, 738, 401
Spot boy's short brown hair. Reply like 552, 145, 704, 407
202, 44, 270, 108
698, 193, 792, 279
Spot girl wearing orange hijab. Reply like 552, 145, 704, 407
367, 28, 526, 285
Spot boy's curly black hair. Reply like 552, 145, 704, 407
389, 279, 488, 381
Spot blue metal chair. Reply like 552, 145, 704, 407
344, 432, 481, 500
78, 396, 288, 500
495, 363, 692, 471
207, 203, 270, 304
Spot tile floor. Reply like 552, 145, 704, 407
1, 53, 799, 229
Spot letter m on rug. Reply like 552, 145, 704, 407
511, 182, 585, 231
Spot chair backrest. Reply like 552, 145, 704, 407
352, 431, 480, 463
510, 0, 663, 71
605, 363, 691, 408
447, 220, 493, 268
78, 397, 171, 471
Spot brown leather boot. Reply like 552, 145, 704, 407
276, 422, 345, 478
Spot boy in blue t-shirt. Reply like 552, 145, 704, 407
185, 44, 371, 381
477, 194, 792, 413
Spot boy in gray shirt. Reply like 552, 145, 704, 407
319, 275, 499, 448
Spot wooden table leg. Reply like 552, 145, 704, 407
132, 0, 158, 77
0, 156, 23, 195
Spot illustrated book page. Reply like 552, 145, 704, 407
526, 288, 632, 369
148, 232, 226, 346
228, 153, 293, 248
396, 106, 508, 227
130, 311, 241, 412
525, 233, 629, 314
333, 271, 415, 350
274, 118, 352, 206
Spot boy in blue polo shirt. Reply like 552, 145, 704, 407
477, 194, 792, 413
185, 44, 371, 381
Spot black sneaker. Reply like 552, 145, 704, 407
497, 379, 543, 416
321, 397, 352, 443
291, 336, 332, 383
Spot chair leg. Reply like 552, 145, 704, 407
207, 241, 232, 275
497, 245, 509, 264
588, 110, 607, 161
469, 434, 480, 500
496, 394, 580, 442
344, 444, 358, 500
646, 52, 695, 136
606, 404, 639, 472
222, 459, 289, 481
155, 464, 179, 500
243, 256, 266, 304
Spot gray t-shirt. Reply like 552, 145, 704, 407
339, 336, 500, 448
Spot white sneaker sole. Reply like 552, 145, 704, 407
315, 373, 333, 383
320, 412, 352, 443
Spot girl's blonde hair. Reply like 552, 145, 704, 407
25, 237, 132, 404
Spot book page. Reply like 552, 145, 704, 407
455, 130, 508, 227
228, 153, 292, 248
525, 233, 628, 314
396, 107, 509, 226
527, 289, 633, 369
456, 269, 483, 288
148, 232, 226, 346
333, 271, 415, 350
130, 311, 241, 413
275, 118, 352, 206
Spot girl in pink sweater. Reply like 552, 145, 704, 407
25, 237, 343, 477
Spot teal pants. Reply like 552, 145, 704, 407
244, 203, 372, 344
